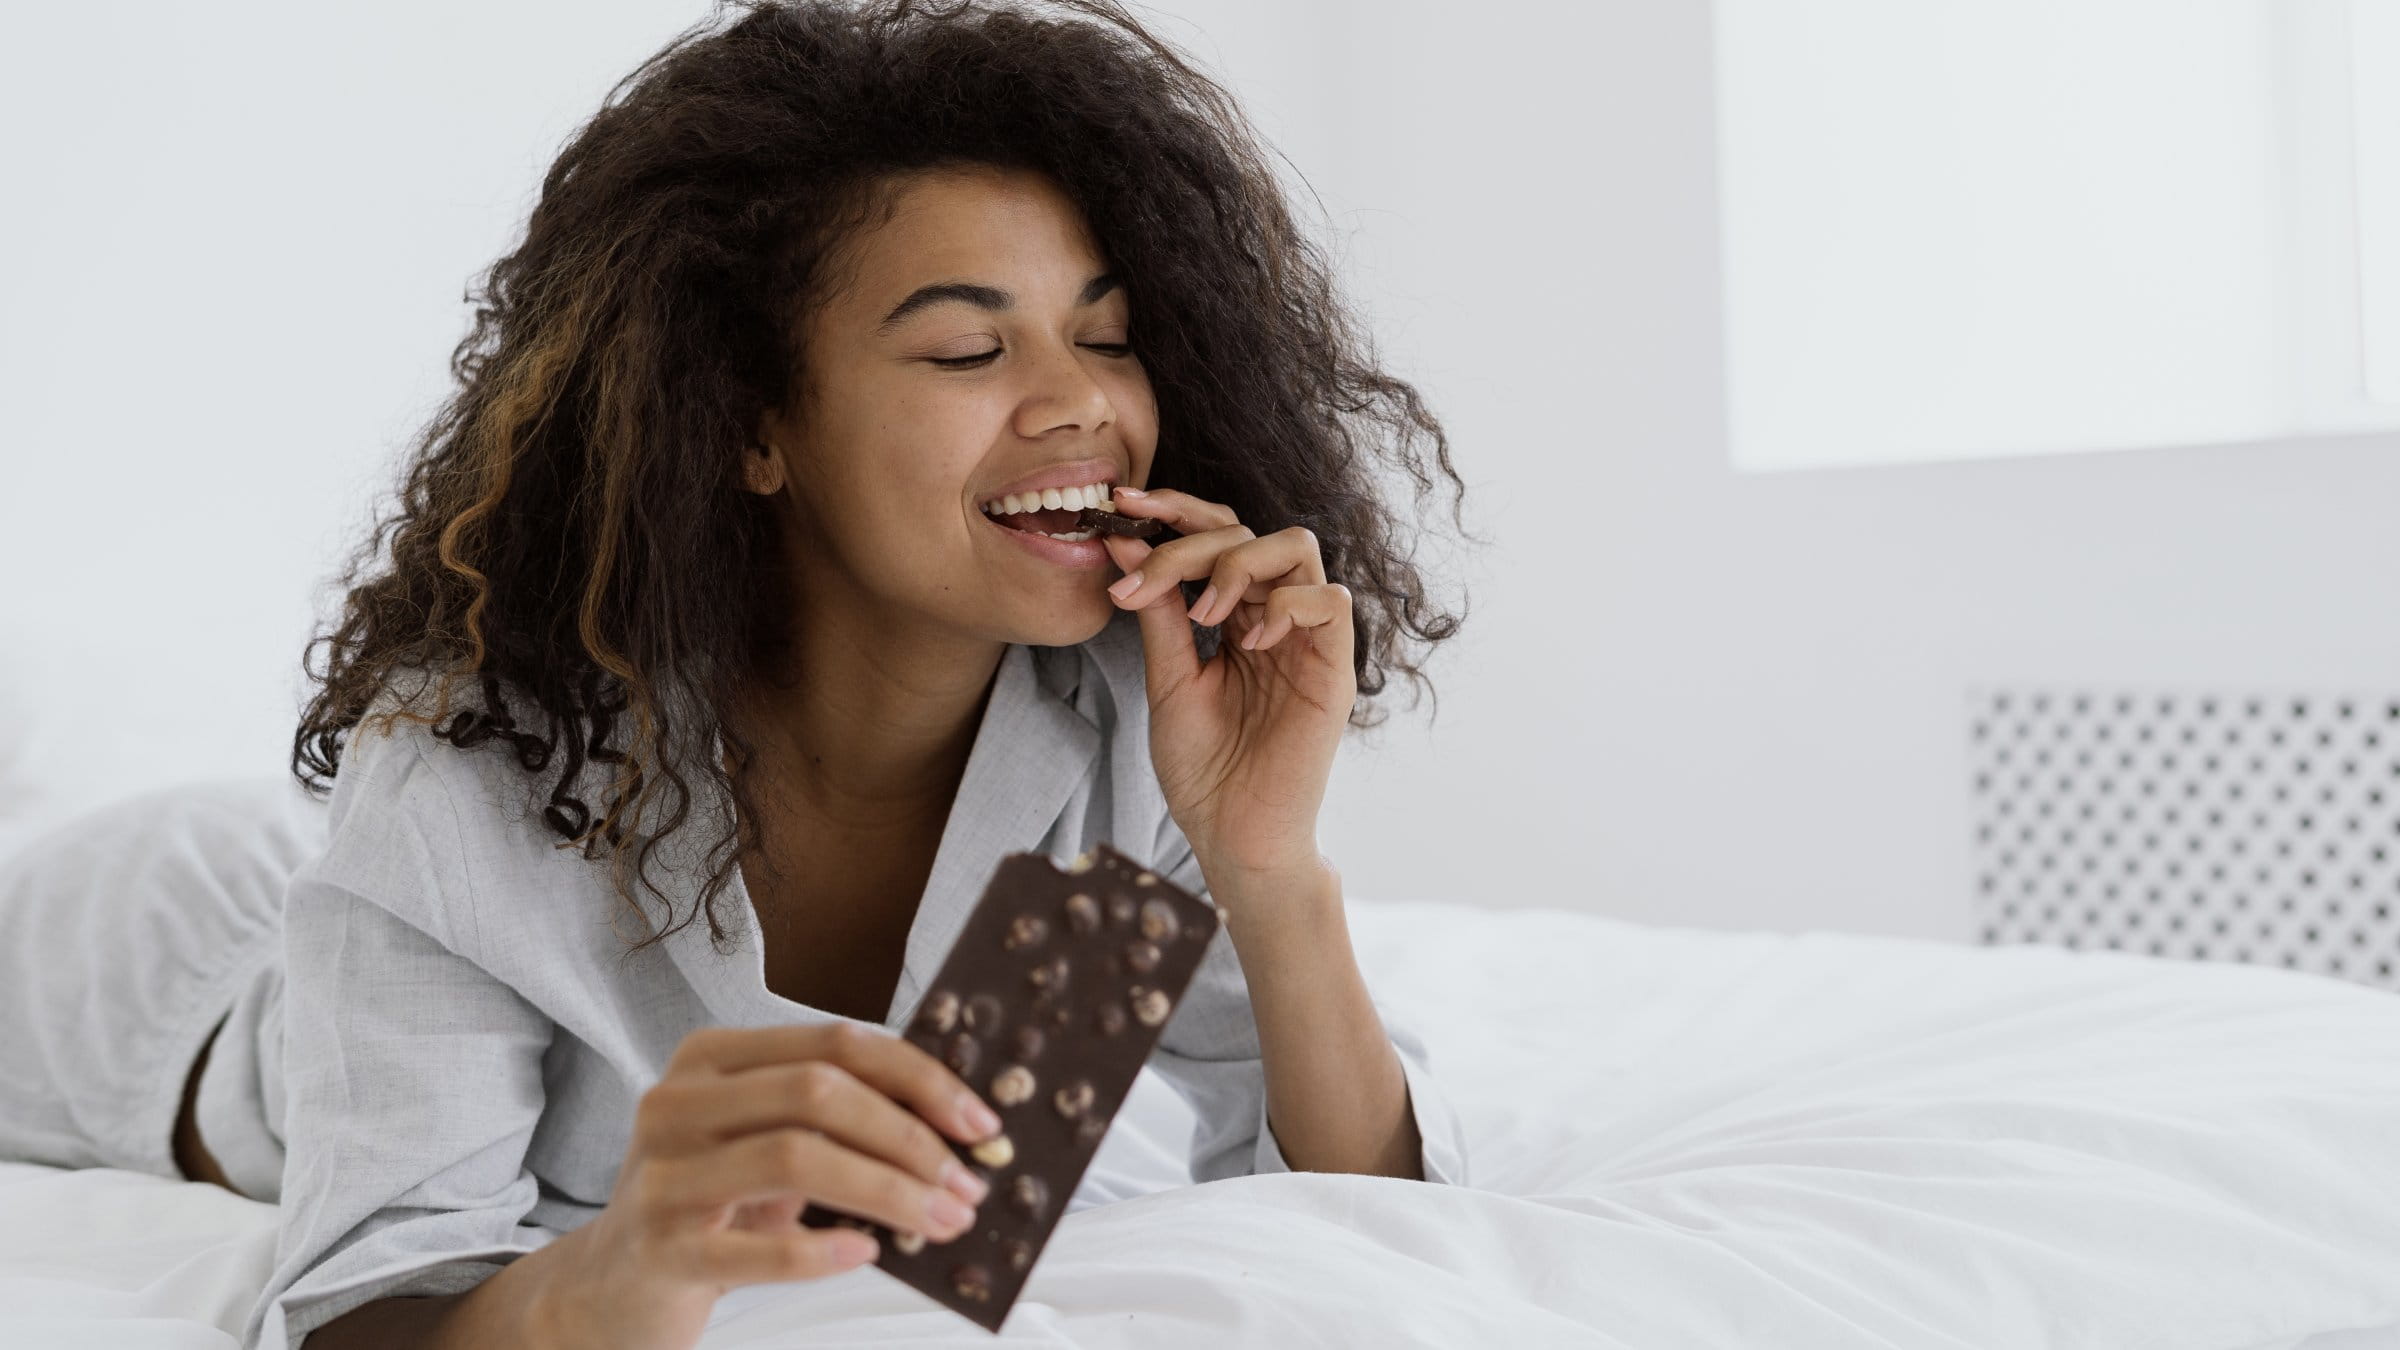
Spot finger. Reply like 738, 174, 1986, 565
1239, 583, 1354, 668
1113, 546, 1202, 700
1106, 522, 1257, 612
1099, 532, 1154, 592
1188, 526, 1327, 628
684, 1225, 879, 1288
640, 1059, 987, 1206
728, 1192, 808, 1234
1110, 485, 1240, 533
1221, 599, 1270, 646
648, 1127, 982, 1241
666, 1023, 996, 1145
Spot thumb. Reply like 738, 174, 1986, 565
1104, 534, 1199, 702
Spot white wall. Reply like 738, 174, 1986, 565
6, 1, 2392, 943
1300, 0, 2400, 940
0, 0, 1357, 855
0, 0, 722, 841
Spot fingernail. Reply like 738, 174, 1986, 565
928, 1191, 976, 1232
1115, 486, 1146, 497
1193, 584, 1218, 623
942, 1160, 990, 1203
1108, 571, 1143, 600
959, 1094, 1001, 1135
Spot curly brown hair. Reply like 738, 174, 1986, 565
292, 0, 1482, 959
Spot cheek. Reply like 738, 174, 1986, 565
1120, 394, 1161, 470
1116, 367, 1159, 426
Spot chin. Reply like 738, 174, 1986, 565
1008, 598, 1118, 648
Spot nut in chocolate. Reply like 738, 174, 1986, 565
797, 843, 1219, 1332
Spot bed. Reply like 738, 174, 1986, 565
4, 856, 2399, 1346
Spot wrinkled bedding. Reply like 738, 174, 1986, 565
5, 898, 2398, 1349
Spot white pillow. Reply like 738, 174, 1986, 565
0, 771, 1199, 1205
0, 773, 330, 953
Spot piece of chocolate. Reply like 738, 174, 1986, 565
798, 842, 1219, 1333
1074, 507, 1165, 539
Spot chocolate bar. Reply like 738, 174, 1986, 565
1074, 507, 1165, 539
798, 843, 1220, 1332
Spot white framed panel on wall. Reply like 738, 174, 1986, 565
2357, 0, 2400, 404
1713, 0, 2400, 473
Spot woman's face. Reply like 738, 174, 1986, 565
750, 164, 1160, 650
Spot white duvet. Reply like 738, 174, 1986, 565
5, 898, 2398, 1349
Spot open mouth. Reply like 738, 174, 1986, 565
988, 506, 1096, 540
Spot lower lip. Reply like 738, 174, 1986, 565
984, 512, 1112, 568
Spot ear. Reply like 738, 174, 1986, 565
744, 412, 789, 496
742, 444, 786, 495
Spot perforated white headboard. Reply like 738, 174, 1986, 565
1969, 687, 2400, 993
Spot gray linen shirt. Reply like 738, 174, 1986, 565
243, 608, 1468, 1350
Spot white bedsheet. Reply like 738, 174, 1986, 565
5, 899, 2398, 1349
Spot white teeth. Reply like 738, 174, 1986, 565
982, 482, 1116, 516
1038, 529, 1098, 542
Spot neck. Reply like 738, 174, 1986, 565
729, 627, 1007, 832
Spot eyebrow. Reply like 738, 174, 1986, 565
874, 271, 1123, 335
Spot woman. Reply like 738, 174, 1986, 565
157, 0, 1476, 1344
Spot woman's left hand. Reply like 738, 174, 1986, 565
1098, 486, 1355, 893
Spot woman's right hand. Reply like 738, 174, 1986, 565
543, 1021, 1006, 1350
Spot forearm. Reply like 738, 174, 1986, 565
304, 1222, 584, 1350
1212, 859, 1424, 1180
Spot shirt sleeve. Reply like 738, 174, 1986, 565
242, 724, 562, 1350
1141, 832, 1471, 1188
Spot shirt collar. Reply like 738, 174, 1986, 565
659, 640, 1103, 1030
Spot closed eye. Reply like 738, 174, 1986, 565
930, 343, 1135, 369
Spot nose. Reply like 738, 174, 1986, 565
1011, 336, 1119, 438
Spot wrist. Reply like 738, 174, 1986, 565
1205, 849, 1337, 902
525, 1221, 605, 1347
1210, 857, 1345, 953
